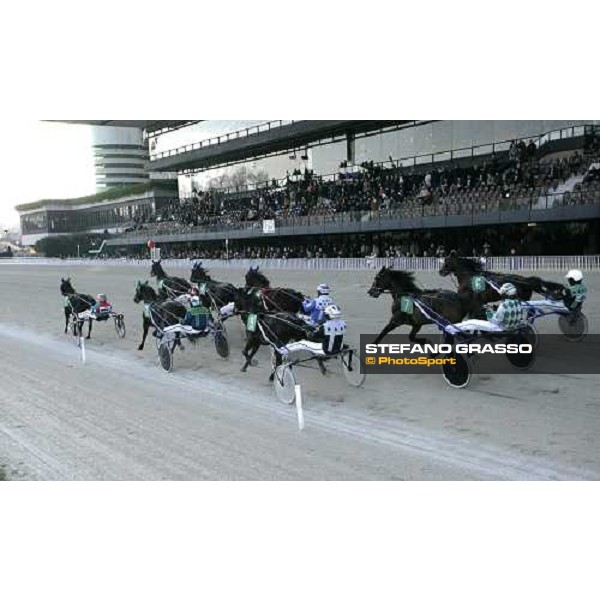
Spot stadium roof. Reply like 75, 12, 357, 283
149, 120, 423, 173
45, 120, 199, 133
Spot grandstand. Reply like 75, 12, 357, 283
18, 120, 600, 258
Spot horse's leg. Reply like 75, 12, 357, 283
138, 317, 150, 351
87, 319, 93, 340
241, 336, 260, 373
373, 315, 403, 344
409, 324, 429, 345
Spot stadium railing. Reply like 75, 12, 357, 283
13, 256, 600, 272
150, 120, 299, 161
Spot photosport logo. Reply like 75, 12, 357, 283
360, 334, 600, 376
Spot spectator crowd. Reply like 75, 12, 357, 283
133, 131, 600, 239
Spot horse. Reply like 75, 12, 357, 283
150, 260, 192, 299
438, 253, 566, 307
233, 287, 312, 379
368, 268, 470, 344
60, 278, 96, 339
133, 281, 188, 351
190, 262, 237, 309
244, 267, 305, 314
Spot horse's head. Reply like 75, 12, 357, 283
439, 251, 480, 278
234, 287, 264, 315
368, 267, 390, 298
150, 260, 164, 279
245, 267, 270, 289
60, 278, 75, 296
191, 262, 211, 284
134, 280, 156, 305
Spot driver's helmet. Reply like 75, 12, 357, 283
317, 283, 330, 296
566, 269, 583, 284
325, 305, 342, 320
97, 293, 107, 303
190, 295, 201, 308
499, 283, 517, 298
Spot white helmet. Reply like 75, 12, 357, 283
317, 283, 330, 295
567, 269, 583, 283
500, 283, 517, 297
97, 293, 107, 302
325, 305, 342, 319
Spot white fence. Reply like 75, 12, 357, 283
5, 256, 600, 272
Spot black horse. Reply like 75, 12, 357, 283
233, 287, 311, 379
150, 260, 192, 299
133, 281, 187, 351
368, 268, 470, 344
244, 268, 305, 314
439, 253, 566, 306
190, 262, 237, 309
60, 278, 95, 339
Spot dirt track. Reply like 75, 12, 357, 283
1, 262, 599, 481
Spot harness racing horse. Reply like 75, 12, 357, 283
368, 268, 470, 344
133, 281, 187, 351
150, 260, 192, 300
190, 262, 237, 310
233, 287, 312, 379
60, 278, 96, 339
439, 253, 566, 308
244, 268, 305, 314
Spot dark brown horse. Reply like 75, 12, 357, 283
439, 254, 565, 309
368, 268, 471, 344
244, 267, 305, 314
60, 278, 95, 339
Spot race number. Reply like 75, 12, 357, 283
247, 313, 258, 332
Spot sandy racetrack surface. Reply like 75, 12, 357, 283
1, 262, 599, 481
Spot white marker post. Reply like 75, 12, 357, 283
295, 385, 305, 431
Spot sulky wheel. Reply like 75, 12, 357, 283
558, 311, 588, 342
442, 352, 472, 389
214, 329, 230, 359
158, 342, 174, 373
114, 314, 127, 339
520, 323, 539, 351
340, 349, 366, 388
506, 332, 536, 371
274, 363, 297, 405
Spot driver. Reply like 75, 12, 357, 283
92, 294, 112, 320
302, 283, 335, 327
183, 294, 213, 334
488, 283, 526, 330
308, 305, 347, 355
564, 270, 587, 311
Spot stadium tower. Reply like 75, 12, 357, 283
92, 126, 149, 191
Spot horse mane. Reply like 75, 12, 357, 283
192, 267, 213, 282
385, 270, 422, 293
455, 257, 483, 273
